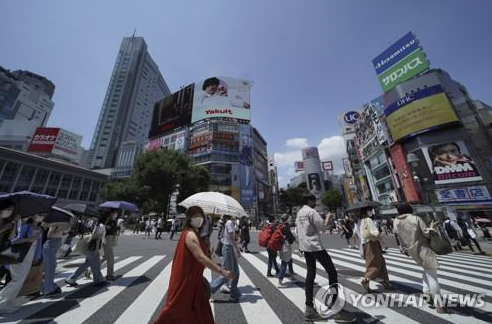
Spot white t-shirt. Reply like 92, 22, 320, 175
221, 219, 236, 246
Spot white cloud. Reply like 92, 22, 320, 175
285, 137, 309, 149
274, 150, 303, 167
318, 136, 348, 174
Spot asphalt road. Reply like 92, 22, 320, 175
2, 228, 491, 324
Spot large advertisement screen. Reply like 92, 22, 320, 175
192, 77, 251, 123
145, 130, 187, 152
239, 124, 254, 206
149, 84, 194, 139
422, 141, 483, 184
384, 85, 459, 142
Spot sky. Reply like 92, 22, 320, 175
1, 0, 492, 187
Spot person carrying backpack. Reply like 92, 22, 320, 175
443, 217, 463, 251
259, 216, 280, 277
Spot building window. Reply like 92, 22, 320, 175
44, 172, 62, 196
30, 169, 50, 193
0, 162, 20, 193
13, 165, 36, 192
58, 174, 73, 200
79, 179, 92, 201
89, 181, 100, 202
68, 177, 82, 200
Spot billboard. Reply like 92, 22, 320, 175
322, 161, 333, 171
302, 147, 320, 159
294, 161, 305, 172
372, 32, 420, 75
435, 186, 491, 203
385, 85, 459, 142
192, 77, 252, 123
239, 124, 254, 205
363, 97, 390, 145
149, 84, 194, 139
28, 127, 82, 161
342, 158, 353, 177
338, 110, 360, 135
28, 127, 59, 153
145, 130, 187, 152
378, 48, 429, 92
307, 173, 322, 194
422, 141, 483, 184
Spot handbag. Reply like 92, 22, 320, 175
18, 263, 43, 296
429, 226, 453, 255
74, 236, 91, 256
0, 242, 33, 265
214, 241, 223, 257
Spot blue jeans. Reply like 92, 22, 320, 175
43, 237, 62, 294
213, 244, 240, 299
267, 249, 279, 275
288, 259, 294, 274
278, 260, 289, 281
70, 250, 104, 284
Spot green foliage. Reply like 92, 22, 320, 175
279, 186, 305, 212
322, 189, 343, 212
101, 149, 210, 216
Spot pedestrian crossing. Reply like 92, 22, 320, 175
0, 247, 491, 324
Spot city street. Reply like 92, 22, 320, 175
2, 229, 491, 324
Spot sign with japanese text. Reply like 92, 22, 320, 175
294, 161, 305, 172
435, 186, 491, 203
322, 161, 333, 171
28, 128, 60, 153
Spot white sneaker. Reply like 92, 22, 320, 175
220, 286, 230, 294
348, 245, 352, 249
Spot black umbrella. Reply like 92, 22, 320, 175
63, 203, 100, 218
0, 191, 57, 218
44, 206, 75, 223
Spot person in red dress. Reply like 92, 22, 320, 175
154, 206, 233, 324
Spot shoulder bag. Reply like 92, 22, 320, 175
429, 225, 453, 255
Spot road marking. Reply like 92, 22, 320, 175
114, 260, 172, 324
48, 255, 165, 324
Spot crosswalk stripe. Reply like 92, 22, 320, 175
236, 264, 284, 324
341, 248, 492, 278
332, 249, 492, 288
383, 250, 492, 273
241, 252, 327, 324
387, 248, 492, 266
326, 249, 492, 293
113, 260, 172, 324
203, 268, 215, 319
290, 252, 492, 319
258, 252, 422, 324
48, 255, 165, 324
3, 256, 143, 324
443, 251, 492, 260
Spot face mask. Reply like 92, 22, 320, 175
190, 217, 204, 229
0, 210, 13, 219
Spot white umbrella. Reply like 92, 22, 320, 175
178, 192, 248, 218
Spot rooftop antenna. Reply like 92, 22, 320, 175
132, 29, 136, 39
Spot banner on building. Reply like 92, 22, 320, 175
435, 186, 491, 203
302, 147, 319, 159
145, 130, 187, 152
149, 84, 194, 138
338, 110, 360, 134
385, 85, 459, 142
294, 161, 305, 172
239, 124, 254, 205
28, 127, 81, 161
342, 158, 353, 177
192, 77, 252, 123
372, 32, 429, 92
307, 173, 322, 194
322, 161, 333, 171
422, 141, 483, 184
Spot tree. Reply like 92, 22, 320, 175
177, 165, 210, 203
131, 148, 189, 215
322, 189, 343, 212
279, 186, 305, 214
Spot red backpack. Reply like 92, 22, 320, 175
258, 224, 274, 247
267, 224, 285, 251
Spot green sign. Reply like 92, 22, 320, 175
378, 49, 429, 92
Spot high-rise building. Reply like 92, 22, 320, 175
0, 66, 55, 128
89, 36, 170, 170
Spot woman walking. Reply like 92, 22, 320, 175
239, 216, 250, 253
154, 206, 233, 324
277, 214, 296, 286
355, 207, 392, 293
393, 203, 446, 313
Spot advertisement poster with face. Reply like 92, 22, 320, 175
308, 173, 322, 194
239, 124, 254, 205
192, 77, 251, 123
422, 141, 483, 184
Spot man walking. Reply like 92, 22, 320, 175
169, 216, 177, 240
155, 217, 164, 240
296, 194, 355, 323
